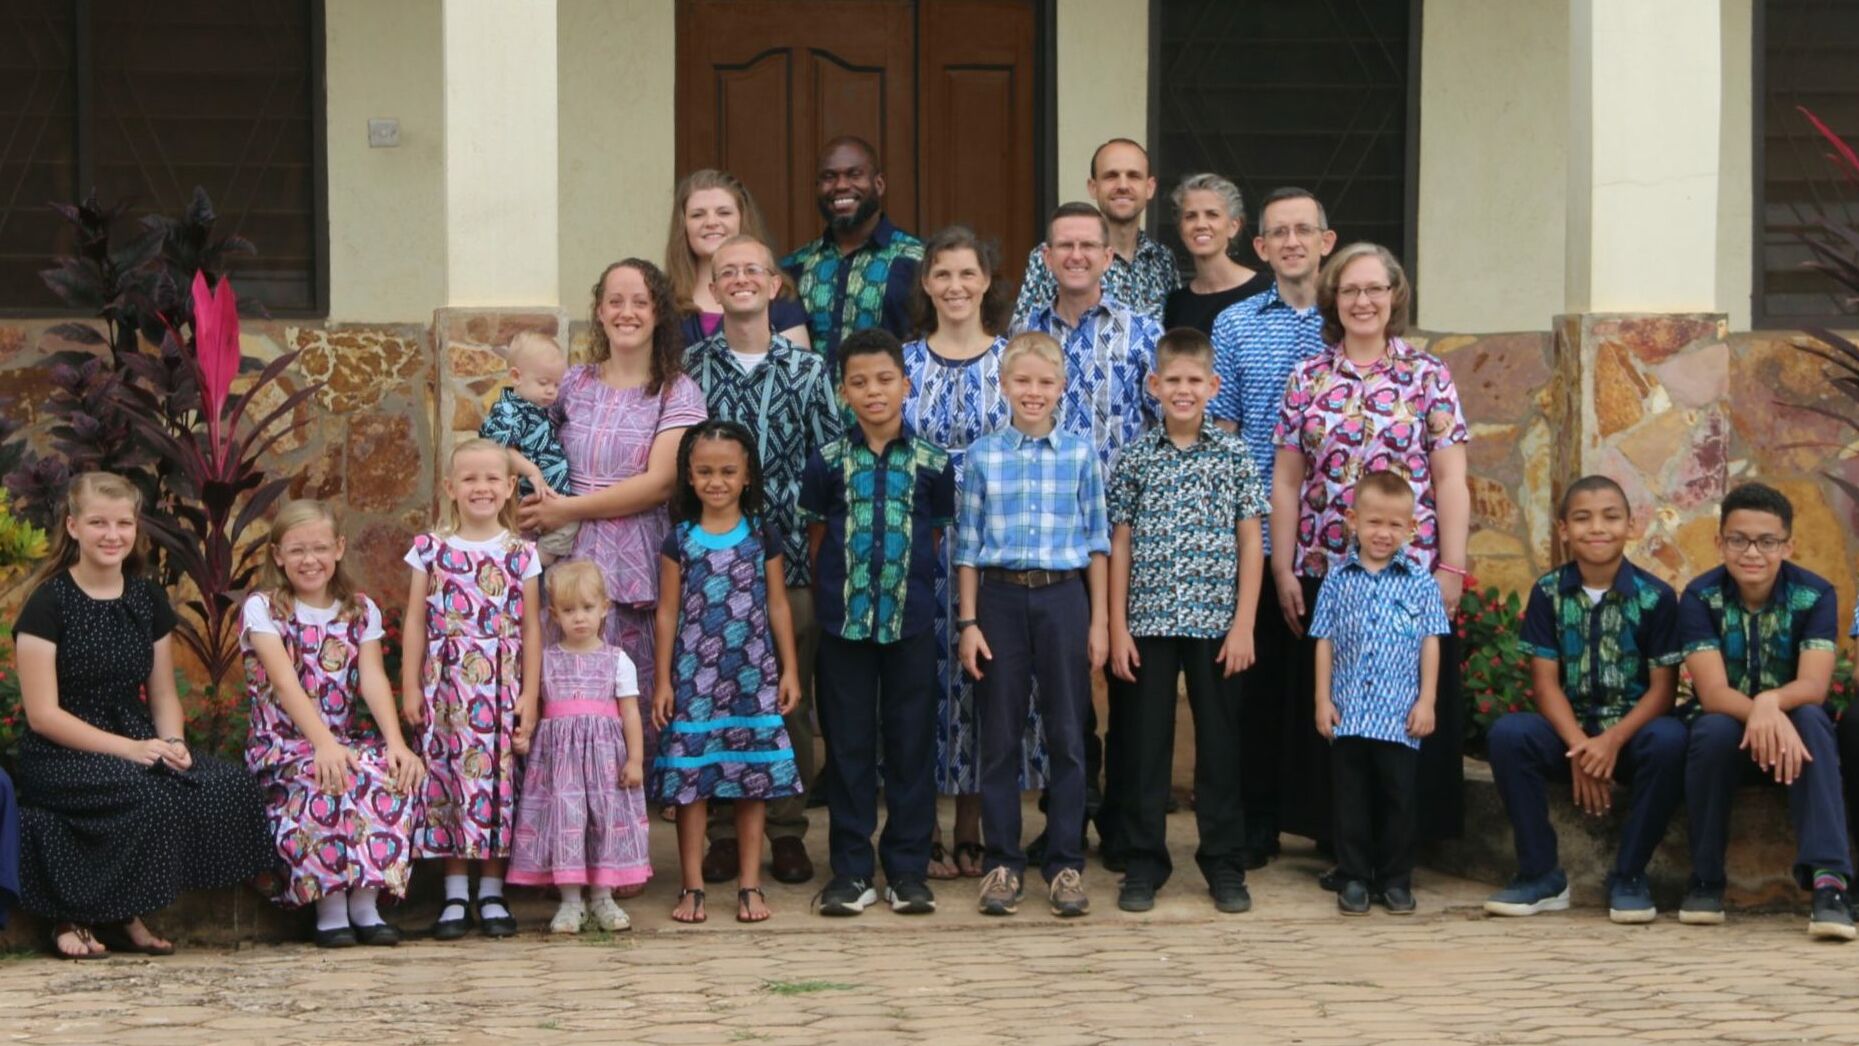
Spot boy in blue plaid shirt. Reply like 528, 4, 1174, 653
1311, 470, 1451, 915
956, 331, 1110, 919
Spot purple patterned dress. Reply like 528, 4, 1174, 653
651, 518, 803, 804
404, 531, 540, 860
242, 592, 415, 907
555, 364, 707, 753
509, 644, 651, 888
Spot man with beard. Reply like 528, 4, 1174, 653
1011, 139, 1179, 328
780, 136, 925, 368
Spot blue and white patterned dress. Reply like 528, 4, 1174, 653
902, 336, 1047, 795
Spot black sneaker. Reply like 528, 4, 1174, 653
885, 878, 936, 915
1117, 879, 1157, 912
1317, 866, 1346, 893
1809, 886, 1857, 941
1211, 878, 1252, 914
1678, 883, 1726, 926
1378, 884, 1417, 915
1337, 879, 1371, 916
816, 875, 877, 917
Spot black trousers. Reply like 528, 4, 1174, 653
1842, 710, 1859, 867
1112, 636, 1247, 888
1239, 569, 1298, 854
815, 630, 939, 881
1331, 736, 1418, 890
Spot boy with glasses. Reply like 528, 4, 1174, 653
1678, 481, 1853, 939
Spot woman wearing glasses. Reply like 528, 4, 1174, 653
1268, 242, 1473, 875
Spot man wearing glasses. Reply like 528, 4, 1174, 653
685, 234, 845, 887
1012, 138, 1179, 328
1206, 187, 1337, 870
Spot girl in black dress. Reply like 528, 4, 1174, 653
13, 472, 272, 958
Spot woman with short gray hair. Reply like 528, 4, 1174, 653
1162, 172, 1273, 333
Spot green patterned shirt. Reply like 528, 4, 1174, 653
1677, 561, 1839, 696
780, 215, 923, 367
1519, 560, 1682, 729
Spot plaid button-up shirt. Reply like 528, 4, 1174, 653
954, 423, 1110, 571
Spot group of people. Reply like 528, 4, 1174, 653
4, 133, 1859, 957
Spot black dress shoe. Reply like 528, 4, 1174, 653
314, 925, 358, 949
476, 897, 518, 938
1378, 885, 1416, 915
431, 897, 472, 941
1317, 866, 1345, 893
354, 921, 403, 946
1337, 880, 1371, 915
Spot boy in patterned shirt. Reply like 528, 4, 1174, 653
1677, 481, 1853, 940
1106, 328, 1266, 914
479, 330, 576, 562
1484, 475, 1685, 924
1310, 470, 1451, 915
800, 330, 955, 918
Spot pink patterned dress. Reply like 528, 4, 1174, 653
241, 592, 415, 907
404, 531, 541, 860
555, 364, 706, 751
509, 644, 650, 888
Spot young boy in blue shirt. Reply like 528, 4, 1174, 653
1310, 470, 1451, 915
957, 331, 1111, 919
1484, 475, 1686, 923
1678, 481, 1853, 940
800, 329, 955, 918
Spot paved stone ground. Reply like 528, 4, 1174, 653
4, 806, 1858, 1044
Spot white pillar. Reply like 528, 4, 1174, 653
1566, 0, 1722, 313
442, 0, 559, 306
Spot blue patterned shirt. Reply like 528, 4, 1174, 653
479, 389, 568, 498
682, 332, 844, 588
1010, 230, 1180, 329
1309, 547, 1452, 749
954, 424, 1110, 571
1207, 282, 1324, 553
1678, 562, 1838, 696
779, 215, 923, 366
799, 431, 954, 644
1107, 423, 1268, 638
1519, 560, 1683, 730
1016, 297, 1161, 475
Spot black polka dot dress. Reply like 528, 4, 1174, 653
12, 572, 274, 925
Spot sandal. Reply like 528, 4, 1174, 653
737, 886, 771, 923
52, 923, 107, 961
671, 888, 707, 924
432, 896, 473, 941
475, 896, 519, 938
927, 840, 960, 881
98, 918, 176, 957
954, 841, 986, 878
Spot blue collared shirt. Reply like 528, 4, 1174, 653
1010, 230, 1180, 329
1308, 547, 1452, 749
1015, 297, 1161, 475
1519, 560, 1682, 730
953, 424, 1111, 571
779, 214, 923, 365
1207, 282, 1325, 553
1678, 561, 1838, 695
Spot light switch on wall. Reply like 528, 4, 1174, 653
368, 118, 400, 148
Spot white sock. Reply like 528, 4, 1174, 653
348, 887, 384, 927
440, 874, 470, 922
478, 876, 510, 920
316, 891, 350, 932
559, 885, 585, 908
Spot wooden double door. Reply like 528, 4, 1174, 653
676, 0, 1043, 284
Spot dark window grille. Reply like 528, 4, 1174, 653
0, 0, 326, 314
1149, 0, 1420, 278
1754, 0, 1859, 326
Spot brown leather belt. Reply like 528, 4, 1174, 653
983, 567, 1081, 588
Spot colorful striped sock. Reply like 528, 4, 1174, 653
1812, 869, 1848, 892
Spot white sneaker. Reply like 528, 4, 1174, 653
590, 895, 632, 932
549, 901, 587, 934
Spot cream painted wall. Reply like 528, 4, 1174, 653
1415, 0, 1567, 332
1567, 0, 1722, 313
557, 0, 676, 309
1056, 0, 1149, 207
323, 0, 446, 322
1716, 0, 1754, 332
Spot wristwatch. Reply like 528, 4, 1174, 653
955, 618, 979, 631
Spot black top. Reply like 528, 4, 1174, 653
1162, 270, 1275, 334
14, 573, 176, 739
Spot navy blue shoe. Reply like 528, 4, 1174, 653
1483, 869, 1570, 917
1606, 873, 1656, 925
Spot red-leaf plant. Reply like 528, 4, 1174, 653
121, 274, 321, 748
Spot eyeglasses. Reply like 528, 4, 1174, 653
715, 264, 771, 281
1724, 534, 1788, 556
281, 544, 338, 562
1049, 240, 1106, 255
1262, 224, 1324, 242
1337, 284, 1392, 302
